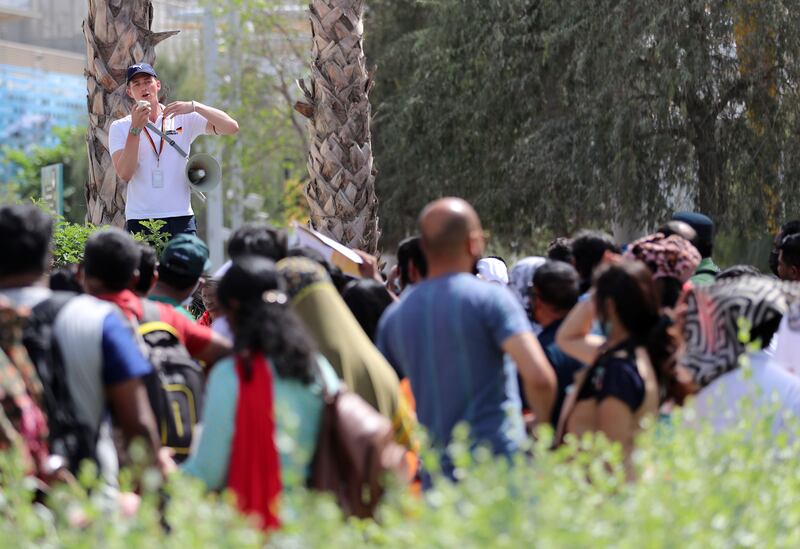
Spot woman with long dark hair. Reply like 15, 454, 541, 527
556, 260, 681, 475
181, 256, 338, 530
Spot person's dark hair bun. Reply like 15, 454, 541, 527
219, 255, 315, 384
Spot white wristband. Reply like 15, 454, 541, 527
191, 100, 196, 112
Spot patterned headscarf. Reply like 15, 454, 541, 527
625, 233, 701, 284
681, 277, 800, 387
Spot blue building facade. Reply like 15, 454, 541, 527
0, 63, 85, 151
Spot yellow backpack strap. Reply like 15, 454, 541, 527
138, 299, 180, 339
138, 321, 180, 339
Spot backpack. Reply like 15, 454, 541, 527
21, 292, 97, 473
136, 300, 204, 462
309, 384, 407, 518
0, 303, 50, 477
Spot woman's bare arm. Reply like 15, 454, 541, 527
556, 298, 606, 365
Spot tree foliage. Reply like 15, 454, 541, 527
207, 0, 310, 227
368, 0, 800, 247
0, 127, 89, 223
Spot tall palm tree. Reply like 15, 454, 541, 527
295, 0, 380, 253
83, 0, 177, 226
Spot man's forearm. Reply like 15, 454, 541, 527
194, 102, 240, 135
503, 333, 557, 426
107, 379, 162, 459
522, 379, 556, 427
115, 133, 141, 181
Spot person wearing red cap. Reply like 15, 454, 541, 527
109, 63, 239, 238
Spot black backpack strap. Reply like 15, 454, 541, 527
140, 299, 162, 325
30, 291, 75, 324
28, 292, 76, 390
24, 291, 98, 471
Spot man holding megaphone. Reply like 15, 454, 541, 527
110, 63, 239, 237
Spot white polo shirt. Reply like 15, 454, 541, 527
109, 108, 209, 220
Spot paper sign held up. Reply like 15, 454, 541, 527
293, 223, 364, 278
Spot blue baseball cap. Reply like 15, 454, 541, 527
126, 63, 158, 84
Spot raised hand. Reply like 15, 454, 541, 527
131, 101, 151, 130
163, 101, 195, 119
353, 249, 385, 284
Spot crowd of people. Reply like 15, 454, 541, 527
1, 196, 800, 530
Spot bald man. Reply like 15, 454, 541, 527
376, 198, 556, 475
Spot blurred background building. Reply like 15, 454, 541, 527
0, 0, 200, 152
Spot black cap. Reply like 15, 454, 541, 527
672, 212, 714, 244
126, 63, 158, 84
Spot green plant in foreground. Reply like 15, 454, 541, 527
51, 219, 97, 269
48, 216, 170, 270
0, 401, 797, 547
132, 219, 170, 258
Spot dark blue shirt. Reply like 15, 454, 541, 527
536, 319, 585, 427
576, 344, 645, 412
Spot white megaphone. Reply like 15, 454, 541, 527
185, 153, 221, 193
143, 118, 221, 198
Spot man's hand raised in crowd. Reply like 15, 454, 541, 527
353, 249, 384, 285
163, 100, 240, 136
162, 101, 196, 118
131, 101, 151, 130
353, 249, 399, 301
113, 102, 150, 181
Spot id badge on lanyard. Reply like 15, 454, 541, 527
144, 116, 167, 189
152, 169, 164, 189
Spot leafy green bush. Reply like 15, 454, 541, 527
50, 217, 170, 268
0, 448, 265, 547
1, 399, 798, 547
131, 219, 171, 259
51, 219, 98, 268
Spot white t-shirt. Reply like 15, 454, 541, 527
109, 109, 208, 220
688, 351, 800, 437
772, 303, 800, 376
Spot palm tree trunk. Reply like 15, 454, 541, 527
295, 0, 380, 253
83, 0, 178, 226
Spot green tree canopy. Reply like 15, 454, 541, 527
1, 126, 89, 222
368, 0, 800, 247
206, 0, 310, 227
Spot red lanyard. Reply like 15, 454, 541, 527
142, 115, 166, 165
